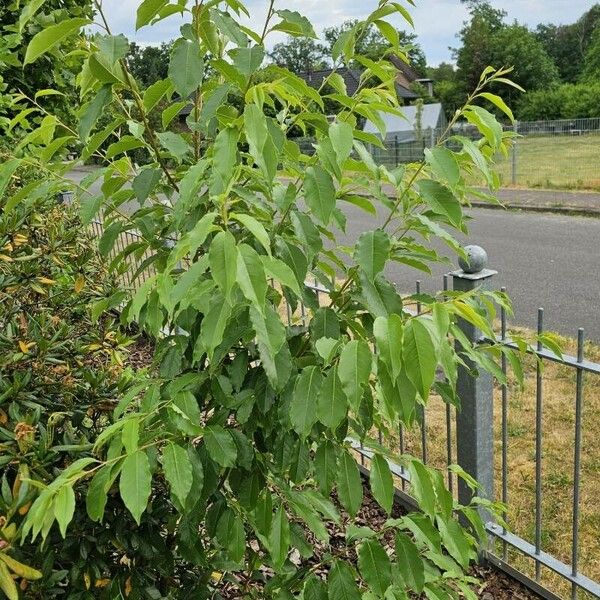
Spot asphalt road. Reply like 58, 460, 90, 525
343, 205, 600, 341
69, 169, 600, 340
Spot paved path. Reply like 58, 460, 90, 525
69, 169, 600, 340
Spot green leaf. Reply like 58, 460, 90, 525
210, 126, 238, 195
119, 450, 152, 525
304, 165, 336, 225
231, 212, 271, 255
143, 78, 172, 112
78, 85, 112, 141
261, 256, 301, 296
198, 296, 232, 360
53, 485, 75, 538
0, 560, 18, 600
329, 120, 354, 164
244, 103, 278, 181
373, 314, 403, 382
436, 514, 473, 569
337, 450, 362, 517
408, 460, 436, 519
338, 340, 371, 410
479, 91, 515, 123
162, 442, 193, 506
317, 366, 347, 429
24, 18, 90, 65
314, 440, 337, 496
424, 147, 460, 186
230, 45, 265, 76
418, 179, 462, 227
358, 539, 392, 596
132, 168, 162, 203
136, 0, 168, 29
0, 159, 21, 206
98, 34, 129, 64
237, 243, 267, 310
328, 560, 361, 600
402, 318, 436, 401
355, 229, 390, 281
394, 532, 425, 593
168, 38, 204, 99
204, 426, 237, 468
290, 366, 323, 438
156, 131, 191, 160
209, 231, 238, 297
269, 504, 290, 569
370, 454, 393, 514
19, 0, 46, 31
303, 575, 328, 600
86, 465, 118, 523
272, 9, 316, 38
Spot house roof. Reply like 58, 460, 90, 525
299, 67, 362, 97
363, 102, 445, 136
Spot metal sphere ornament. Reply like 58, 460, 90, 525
459, 245, 488, 274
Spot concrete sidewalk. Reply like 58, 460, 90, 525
471, 187, 600, 216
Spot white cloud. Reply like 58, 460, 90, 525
99, 0, 592, 65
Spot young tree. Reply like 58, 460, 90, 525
3, 1, 524, 597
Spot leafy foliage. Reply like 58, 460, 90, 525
2, 0, 524, 597
0, 176, 164, 596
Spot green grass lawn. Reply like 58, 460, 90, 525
494, 133, 600, 191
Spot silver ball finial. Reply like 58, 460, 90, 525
459, 245, 488, 274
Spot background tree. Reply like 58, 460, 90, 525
427, 62, 464, 118
581, 26, 600, 82
268, 37, 326, 74
454, 1, 559, 109
128, 42, 172, 87
323, 19, 427, 73
535, 5, 600, 83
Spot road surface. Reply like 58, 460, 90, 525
341, 204, 600, 340
68, 169, 600, 340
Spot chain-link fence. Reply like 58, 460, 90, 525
360, 117, 600, 192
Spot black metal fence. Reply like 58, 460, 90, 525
90, 220, 600, 599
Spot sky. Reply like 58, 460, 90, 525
100, 0, 592, 65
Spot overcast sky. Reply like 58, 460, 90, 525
100, 0, 591, 65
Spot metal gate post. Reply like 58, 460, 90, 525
452, 246, 497, 521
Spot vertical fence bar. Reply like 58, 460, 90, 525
443, 274, 453, 495
500, 287, 509, 561
512, 121, 518, 186
535, 308, 544, 581
452, 248, 497, 527
571, 328, 585, 600
415, 281, 427, 464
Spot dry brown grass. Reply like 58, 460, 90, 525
386, 328, 600, 599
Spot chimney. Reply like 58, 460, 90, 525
415, 78, 434, 97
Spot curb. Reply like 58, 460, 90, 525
470, 201, 600, 218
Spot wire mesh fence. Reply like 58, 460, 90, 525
363, 116, 600, 192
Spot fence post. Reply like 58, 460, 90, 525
394, 135, 399, 166
511, 120, 518, 185
452, 245, 497, 524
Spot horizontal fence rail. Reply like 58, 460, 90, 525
87, 220, 600, 600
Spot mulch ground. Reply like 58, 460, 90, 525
123, 333, 540, 599
217, 481, 541, 598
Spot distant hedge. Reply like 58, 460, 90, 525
516, 82, 600, 121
